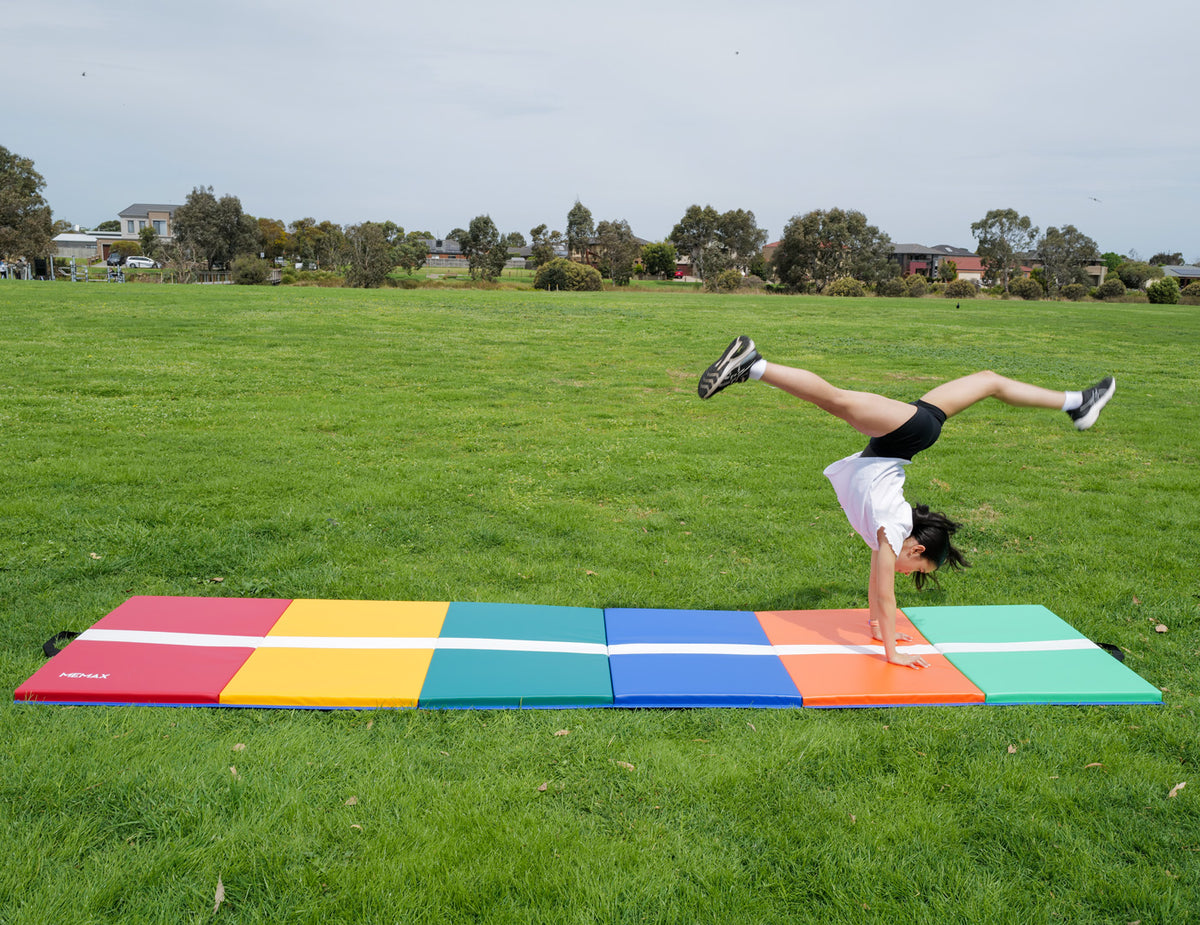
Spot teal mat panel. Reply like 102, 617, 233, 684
418, 602, 613, 708
439, 601, 608, 644
905, 605, 1162, 705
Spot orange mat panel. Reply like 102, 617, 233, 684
756, 608, 986, 707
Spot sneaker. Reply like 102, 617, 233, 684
698, 336, 761, 399
1068, 376, 1115, 430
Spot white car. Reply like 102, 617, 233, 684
125, 256, 158, 268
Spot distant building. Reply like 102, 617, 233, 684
52, 227, 123, 263
891, 244, 983, 281
1160, 265, 1200, 284
118, 204, 182, 241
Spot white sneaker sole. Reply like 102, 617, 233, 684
1073, 378, 1116, 430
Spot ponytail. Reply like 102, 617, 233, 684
910, 504, 970, 590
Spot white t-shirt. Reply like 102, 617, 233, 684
822, 452, 913, 557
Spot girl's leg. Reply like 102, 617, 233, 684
919, 371, 1065, 419
759, 362, 917, 438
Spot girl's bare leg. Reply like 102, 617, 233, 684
920, 371, 1065, 419
759, 362, 918, 438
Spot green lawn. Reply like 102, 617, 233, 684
1, 282, 1197, 923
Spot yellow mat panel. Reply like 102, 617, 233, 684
270, 599, 448, 637
220, 647, 436, 708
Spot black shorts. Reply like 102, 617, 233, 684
860, 399, 946, 461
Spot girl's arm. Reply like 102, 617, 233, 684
869, 528, 930, 670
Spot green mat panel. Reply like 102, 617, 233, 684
904, 604, 1162, 705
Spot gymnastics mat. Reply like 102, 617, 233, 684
13, 596, 1162, 709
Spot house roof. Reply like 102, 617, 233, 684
893, 243, 942, 256
1161, 265, 1200, 279
894, 243, 978, 258
119, 203, 182, 217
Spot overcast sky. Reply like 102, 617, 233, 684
7, 0, 1198, 259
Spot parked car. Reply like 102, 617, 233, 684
106, 253, 124, 266
125, 256, 158, 269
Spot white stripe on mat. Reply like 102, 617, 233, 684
77, 629, 607, 655
773, 644, 940, 657
75, 629, 1101, 658
607, 643, 777, 656
933, 639, 1098, 654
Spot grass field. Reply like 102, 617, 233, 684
1, 282, 1197, 923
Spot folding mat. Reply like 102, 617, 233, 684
14, 596, 1162, 709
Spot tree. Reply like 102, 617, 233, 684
502, 231, 527, 248
771, 208, 894, 291
290, 217, 317, 265
1100, 252, 1124, 272
93, 220, 121, 233
594, 218, 640, 285
1037, 225, 1099, 294
938, 259, 958, 282
457, 214, 507, 280
313, 220, 347, 270
344, 221, 397, 288
641, 241, 677, 278
1116, 260, 1162, 290
173, 185, 258, 269
529, 224, 564, 268
1149, 252, 1183, 266
138, 224, 159, 258
566, 200, 594, 262
256, 217, 289, 261
715, 208, 768, 273
970, 208, 1038, 290
669, 204, 767, 280
670, 204, 719, 279
0, 145, 54, 262
394, 232, 429, 275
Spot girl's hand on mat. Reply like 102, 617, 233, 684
887, 651, 930, 670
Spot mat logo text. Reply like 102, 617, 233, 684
59, 671, 110, 680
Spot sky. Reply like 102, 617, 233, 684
7, 0, 1199, 260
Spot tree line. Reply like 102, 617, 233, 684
2, 144, 1195, 293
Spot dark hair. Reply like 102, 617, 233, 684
910, 504, 970, 590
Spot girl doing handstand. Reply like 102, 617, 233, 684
698, 336, 1115, 670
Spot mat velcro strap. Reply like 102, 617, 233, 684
42, 631, 80, 658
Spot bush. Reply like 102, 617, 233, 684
1146, 276, 1180, 304
1060, 283, 1090, 301
231, 255, 270, 285
825, 277, 866, 297
1180, 281, 1200, 300
903, 274, 928, 297
875, 277, 905, 298
1008, 277, 1044, 300
534, 258, 602, 292
1096, 277, 1126, 300
943, 279, 976, 299
739, 274, 766, 291
705, 269, 745, 293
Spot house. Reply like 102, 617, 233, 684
53, 232, 104, 261
52, 227, 123, 263
118, 204, 182, 241
891, 244, 982, 281
1161, 265, 1200, 285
